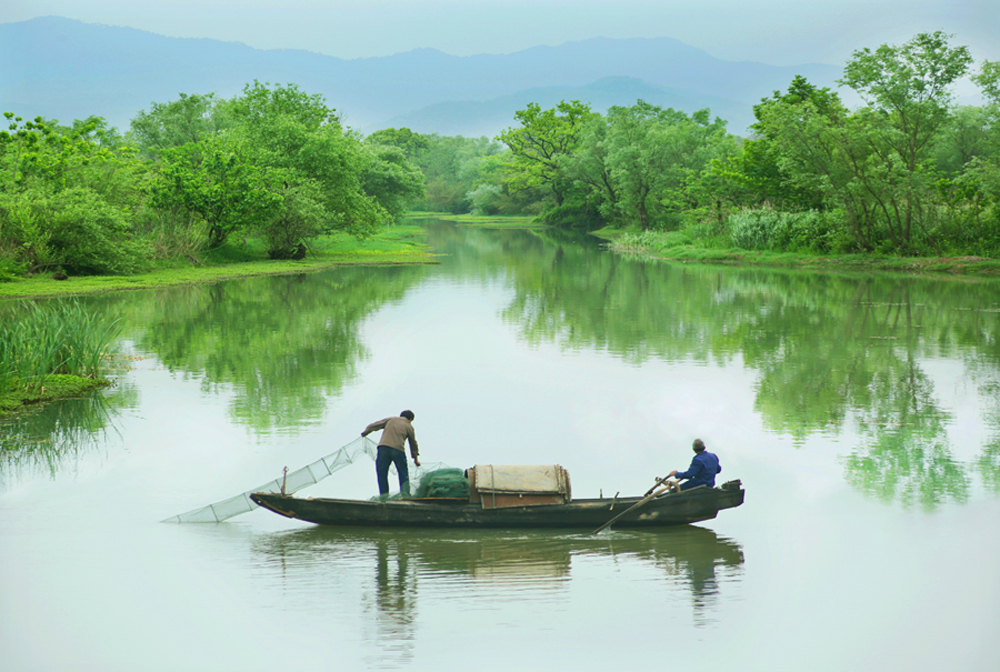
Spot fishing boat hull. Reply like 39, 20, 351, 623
250, 483, 744, 529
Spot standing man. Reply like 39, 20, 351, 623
668, 439, 721, 490
363, 410, 420, 497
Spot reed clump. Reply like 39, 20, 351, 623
0, 301, 121, 403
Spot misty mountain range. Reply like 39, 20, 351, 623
1, 16, 844, 138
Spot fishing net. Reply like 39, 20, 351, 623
163, 436, 453, 523
413, 468, 470, 498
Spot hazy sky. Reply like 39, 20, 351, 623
7, 0, 998, 65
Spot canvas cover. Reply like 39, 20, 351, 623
472, 465, 570, 496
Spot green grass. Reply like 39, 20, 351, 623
0, 300, 122, 417
0, 374, 109, 416
603, 230, 1000, 277
0, 227, 438, 300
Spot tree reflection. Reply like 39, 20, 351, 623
122, 265, 425, 433
975, 381, 1000, 495
425, 222, 1000, 509
0, 384, 137, 487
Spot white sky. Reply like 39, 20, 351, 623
5, 0, 998, 66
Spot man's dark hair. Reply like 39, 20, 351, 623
400, 410, 415, 421
693, 439, 706, 452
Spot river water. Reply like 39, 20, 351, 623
2, 221, 999, 671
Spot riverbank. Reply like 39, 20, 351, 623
0, 375, 110, 417
0, 226, 436, 300
594, 229, 1000, 277
407, 213, 543, 228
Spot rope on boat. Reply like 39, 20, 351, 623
162, 435, 443, 523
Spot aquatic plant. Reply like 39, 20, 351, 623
0, 300, 121, 394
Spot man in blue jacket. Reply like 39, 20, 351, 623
668, 439, 721, 490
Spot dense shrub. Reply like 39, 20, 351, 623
728, 207, 843, 253
0, 186, 148, 275
467, 184, 502, 216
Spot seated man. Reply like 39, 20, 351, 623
668, 439, 721, 490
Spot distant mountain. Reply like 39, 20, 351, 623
385, 76, 755, 138
0, 16, 843, 137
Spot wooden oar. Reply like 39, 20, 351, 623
590, 478, 675, 535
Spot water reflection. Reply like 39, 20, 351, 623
420, 222, 1000, 509
120, 265, 425, 434
0, 384, 135, 487
253, 525, 744, 665
976, 380, 1000, 495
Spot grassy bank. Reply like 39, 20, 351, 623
596, 229, 1000, 277
0, 226, 437, 300
0, 374, 110, 416
1, 301, 122, 418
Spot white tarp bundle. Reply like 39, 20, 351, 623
472, 464, 570, 496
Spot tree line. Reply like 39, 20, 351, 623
0, 82, 425, 278
2, 32, 999, 280
478, 32, 999, 257
396, 32, 999, 258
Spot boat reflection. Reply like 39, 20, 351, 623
252, 524, 744, 665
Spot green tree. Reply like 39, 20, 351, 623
600, 102, 731, 230
719, 75, 837, 211
359, 144, 426, 224
836, 31, 973, 250
365, 128, 430, 161
756, 33, 974, 253
408, 134, 505, 213
497, 101, 594, 207
149, 137, 280, 248
227, 81, 389, 241
129, 93, 232, 153
0, 114, 148, 274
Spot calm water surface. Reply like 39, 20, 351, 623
2, 222, 999, 671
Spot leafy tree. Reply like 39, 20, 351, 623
932, 61, 1000, 255
600, 102, 731, 230
497, 100, 594, 207
837, 31, 973, 250
365, 128, 430, 161
359, 143, 426, 224
757, 33, 974, 253
227, 81, 389, 240
409, 134, 504, 213
148, 137, 280, 248
130, 93, 231, 153
717, 76, 838, 211
258, 179, 327, 259
0, 114, 147, 274
562, 114, 620, 220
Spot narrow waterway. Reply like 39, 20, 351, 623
2, 221, 999, 671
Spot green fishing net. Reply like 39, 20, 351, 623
413, 468, 470, 498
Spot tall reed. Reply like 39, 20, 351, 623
0, 300, 122, 393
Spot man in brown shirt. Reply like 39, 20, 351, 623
362, 410, 420, 496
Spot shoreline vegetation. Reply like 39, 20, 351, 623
0, 226, 435, 300
0, 301, 122, 418
595, 228, 1000, 277
3, 34, 999, 295
0, 226, 433, 417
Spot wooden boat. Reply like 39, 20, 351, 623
250, 479, 745, 530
